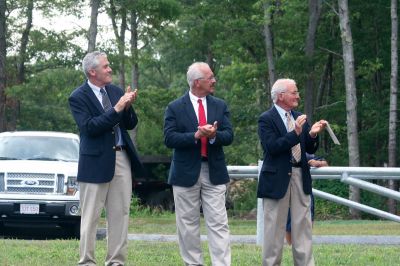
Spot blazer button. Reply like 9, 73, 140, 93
288, 172, 292, 176
112, 131, 115, 134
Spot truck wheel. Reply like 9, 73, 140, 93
72, 221, 80, 239
65, 221, 80, 239
147, 190, 174, 211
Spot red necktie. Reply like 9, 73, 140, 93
198, 99, 207, 157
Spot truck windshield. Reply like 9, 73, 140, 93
0, 135, 79, 162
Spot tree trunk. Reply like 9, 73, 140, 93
0, 0, 6, 131
109, 0, 127, 88
304, 0, 322, 122
129, 9, 139, 147
17, 0, 33, 84
130, 9, 139, 91
388, 0, 398, 214
316, 54, 332, 108
87, 0, 100, 52
338, 0, 360, 218
118, 10, 127, 89
263, 0, 275, 91
206, 47, 214, 72
8, 0, 33, 131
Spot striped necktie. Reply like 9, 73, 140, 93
100, 88, 120, 145
286, 112, 301, 163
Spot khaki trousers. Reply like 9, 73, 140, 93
78, 150, 132, 266
262, 167, 314, 266
173, 162, 231, 266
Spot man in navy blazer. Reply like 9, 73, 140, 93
69, 51, 143, 266
257, 78, 326, 266
164, 62, 233, 265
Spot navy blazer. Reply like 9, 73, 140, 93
69, 81, 144, 183
164, 92, 233, 187
257, 106, 318, 199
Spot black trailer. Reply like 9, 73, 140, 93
134, 155, 174, 211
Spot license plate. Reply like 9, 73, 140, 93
20, 204, 40, 214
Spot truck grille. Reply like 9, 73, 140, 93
4, 173, 64, 194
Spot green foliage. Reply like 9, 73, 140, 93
5, 0, 400, 168
137, 0, 182, 25
359, 189, 388, 220
134, 87, 183, 155
217, 63, 266, 164
130, 194, 174, 217
6, 68, 83, 132
4, 0, 400, 220
27, 29, 85, 70
227, 179, 258, 217
313, 180, 350, 219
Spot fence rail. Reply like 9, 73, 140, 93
227, 162, 400, 244
228, 165, 400, 180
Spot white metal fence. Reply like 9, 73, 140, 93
227, 162, 400, 244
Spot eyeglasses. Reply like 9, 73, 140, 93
282, 91, 300, 96
197, 76, 217, 81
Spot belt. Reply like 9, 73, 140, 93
114, 146, 125, 151
291, 161, 302, 168
201, 156, 208, 162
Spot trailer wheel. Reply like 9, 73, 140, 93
147, 190, 174, 211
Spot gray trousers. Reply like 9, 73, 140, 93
78, 150, 132, 266
173, 162, 231, 266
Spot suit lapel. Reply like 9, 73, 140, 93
183, 92, 199, 130
291, 111, 299, 120
291, 110, 305, 146
271, 106, 288, 137
82, 82, 104, 113
206, 95, 216, 124
105, 85, 118, 106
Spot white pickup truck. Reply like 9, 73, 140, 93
0, 131, 80, 238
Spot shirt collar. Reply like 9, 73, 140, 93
189, 90, 206, 103
87, 80, 103, 97
275, 103, 289, 114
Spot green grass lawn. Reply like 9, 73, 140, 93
313, 219, 400, 235
1, 239, 399, 266
1, 216, 400, 266
99, 213, 400, 235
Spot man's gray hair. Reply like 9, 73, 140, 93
187, 62, 209, 89
271, 78, 296, 104
82, 51, 107, 78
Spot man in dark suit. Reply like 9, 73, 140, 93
69, 51, 143, 266
164, 62, 233, 266
257, 78, 326, 266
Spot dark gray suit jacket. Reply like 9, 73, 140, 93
164, 92, 233, 187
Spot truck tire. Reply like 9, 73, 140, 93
0, 222, 4, 236
72, 221, 80, 239
64, 221, 80, 239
